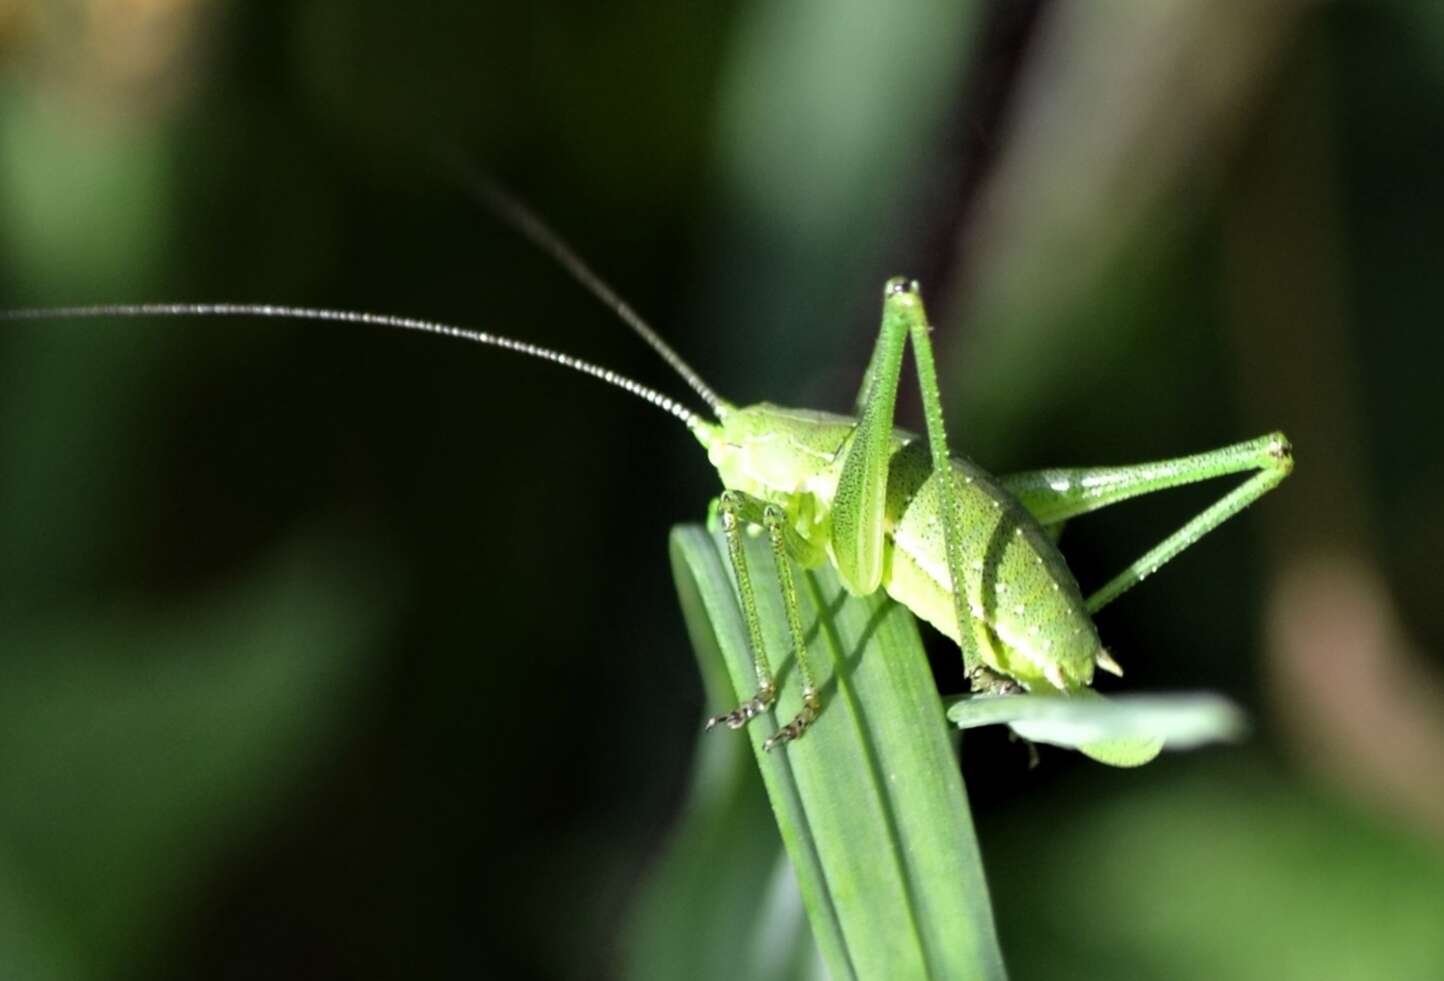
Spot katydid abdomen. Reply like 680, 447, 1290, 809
885, 444, 1098, 693
698, 401, 1100, 697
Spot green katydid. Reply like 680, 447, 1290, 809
1, 192, 1292, 760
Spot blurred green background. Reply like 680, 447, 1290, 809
1, 1, 1442, 978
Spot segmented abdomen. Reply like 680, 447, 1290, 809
881, 441, 1099, 690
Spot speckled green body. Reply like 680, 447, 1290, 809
1, 235, 1292, 765
694, 403, 1099, 692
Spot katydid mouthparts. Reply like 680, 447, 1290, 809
1, 194, 1292, 754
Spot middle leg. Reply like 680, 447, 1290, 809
831, 278, 986, 683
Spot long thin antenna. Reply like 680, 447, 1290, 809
458, 172, 727, 416
0, 303, 704, 428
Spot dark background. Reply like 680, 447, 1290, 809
1, 1, 1441, 978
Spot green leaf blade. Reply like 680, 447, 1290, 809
670, 525, 1007, 981
946, 691, 1247, 768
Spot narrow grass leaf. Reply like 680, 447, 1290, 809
670, 525, 1007, 981
626, 560, 822, 981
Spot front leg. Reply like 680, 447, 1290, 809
706, 490, 821, 750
